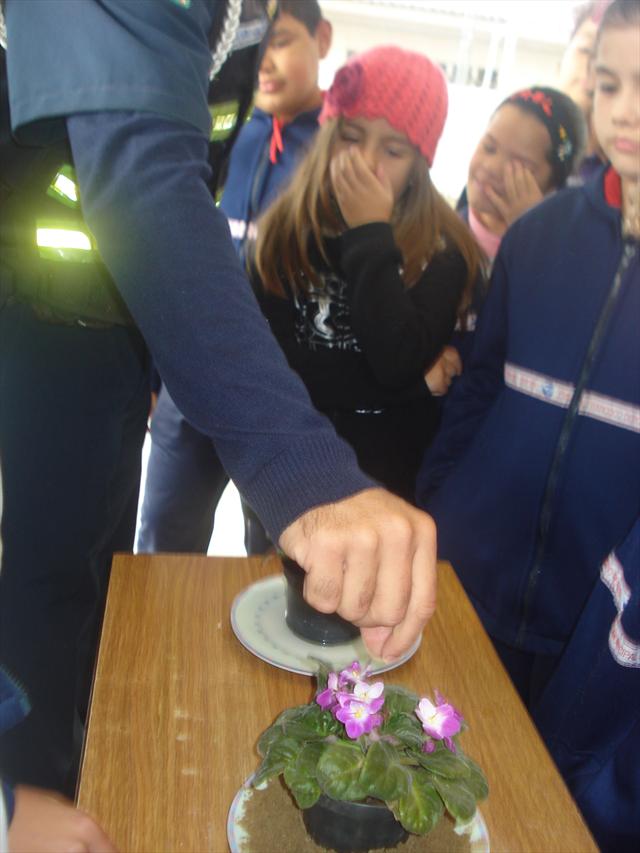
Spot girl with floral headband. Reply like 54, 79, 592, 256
418, 4, 639, 846
253, 45, 483, 503
463, 85, 586, 262
432, 86, 587, 392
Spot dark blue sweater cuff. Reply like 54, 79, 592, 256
2, 780, 15, 824
242, 432, 375, 542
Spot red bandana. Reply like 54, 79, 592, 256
269, 116, 284, 164
604, 166, 622, 209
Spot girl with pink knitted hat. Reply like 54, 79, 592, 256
252, 45, 483, 503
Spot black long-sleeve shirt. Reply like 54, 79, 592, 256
256, 222, 467, 413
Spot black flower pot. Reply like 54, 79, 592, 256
282, 557, 359, 646
303, 794, 408, 852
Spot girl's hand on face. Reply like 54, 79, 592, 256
330, 146, 394, 228
484, 160, 544, 230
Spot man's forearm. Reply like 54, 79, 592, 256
67, 111, 372, 540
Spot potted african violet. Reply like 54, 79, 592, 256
251, 661, 489, 852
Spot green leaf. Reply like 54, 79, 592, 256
393, 770, 444, 835
381, 713, 425, 752
317, 741, 367, 801
458, 754, 489, 801
257, 705, 307, 755
257, 724, 284, 757
382, 685, 420, 716
432, 776, 478, 823
282, 704, 340, 741
360, 740, 411, 802
311, 660, 333, 692
253, 735, 301, 787
284, 741, 325, 808
257, 704, 338, 757
417, 745, 472, 780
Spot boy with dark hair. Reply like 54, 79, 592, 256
223, 0, 332, 263
137, 0, 332, 555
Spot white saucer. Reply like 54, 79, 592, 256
227, 777, 490, 853
230, 574, 421, 676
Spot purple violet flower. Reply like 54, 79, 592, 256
416, 693, 463, 753
335, 697, 383, 739
316, 672, 340, 711
338, 660, 372, 687
334, 679, 384, 739
352, 680, 384, 704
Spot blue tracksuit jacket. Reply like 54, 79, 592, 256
534, 519, 640, 852
417, 165, 640, 656
220, 105, 320, 263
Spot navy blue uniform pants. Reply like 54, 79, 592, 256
0, 303, 150, 794
136, 384, 271, 555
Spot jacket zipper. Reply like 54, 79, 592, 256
515, 239, 638, 648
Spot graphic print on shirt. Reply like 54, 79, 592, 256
293, 270, 362, 352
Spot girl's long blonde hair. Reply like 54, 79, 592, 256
254, 119, 482, 315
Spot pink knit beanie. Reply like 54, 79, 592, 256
320, 45, 448, 167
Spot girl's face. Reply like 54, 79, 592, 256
558, 17, 599, 117
592, 25, 640, 184
333, 116, 419, 203
467, 104, 554, 219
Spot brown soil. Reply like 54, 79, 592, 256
238, 777, 471, 852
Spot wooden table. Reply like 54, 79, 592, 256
78, 554, 596, 852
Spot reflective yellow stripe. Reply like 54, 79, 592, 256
52, 173, 78, 203
47, 164, 80, 209
209, 99, 242, 142
36, 227, 91, 251
36, 224, 97, 264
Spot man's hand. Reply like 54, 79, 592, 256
424, 346, 463, 396
8, 786, 117, 853
279, 488, 437, 662
330, 147, 394, 228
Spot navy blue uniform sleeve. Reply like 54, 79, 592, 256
5, 0, 373, 540
415, 247, 509, 505
67, 112, 372, 540
5, 0, 214, 143
1, 780, 14, 825
533, 519, 640, 851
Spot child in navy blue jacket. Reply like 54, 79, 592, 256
417, 1, 639, 846
137, 1, 332, 555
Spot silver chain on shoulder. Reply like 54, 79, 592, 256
0, 6, 7, 51
209, 0, 242, 81
0, 1, 243, 78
